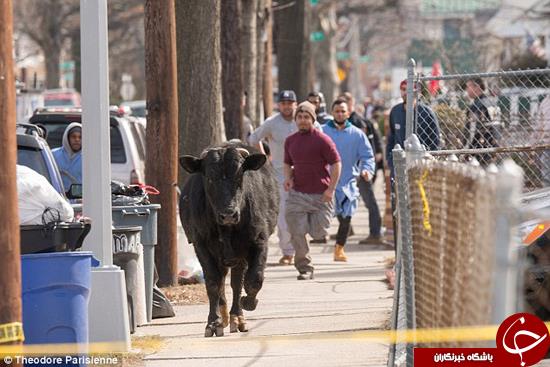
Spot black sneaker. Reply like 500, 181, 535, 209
297, 271, 314, 280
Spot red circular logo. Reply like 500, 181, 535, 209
496, 313, 550, 366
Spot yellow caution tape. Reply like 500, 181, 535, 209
0, 322, 24, 344
1, 324, 549, 354
416, 170, 432, 236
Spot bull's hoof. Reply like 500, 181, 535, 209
219, 305, 229, 327
204, 322, 224, 337
230, 314, 248, 333
240, 295, 258, 311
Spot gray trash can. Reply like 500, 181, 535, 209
112, 204, 160, 322
112, 226, 146, 333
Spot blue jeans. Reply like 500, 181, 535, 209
357, 177, 381, 237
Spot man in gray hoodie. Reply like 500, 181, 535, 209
52, 122, 82, 192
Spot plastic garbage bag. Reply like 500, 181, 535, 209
17, 165, 74, 225
178, 257, 204, 285
111, 180, 159, 206
152, 286, 175, 319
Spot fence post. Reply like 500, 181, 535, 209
405, 134, 426, 165
406, 58, 416, 141
392, 143, 417, 367
491, 160, 523, 326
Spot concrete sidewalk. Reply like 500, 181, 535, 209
135, 178, 395, 367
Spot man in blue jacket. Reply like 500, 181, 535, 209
322, 99, 375, 262
386, 80, 440, 175
52, 122, 82, 193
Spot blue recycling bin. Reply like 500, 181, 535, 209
21, 251, 99, 360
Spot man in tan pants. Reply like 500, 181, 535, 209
283, 101, 341, 280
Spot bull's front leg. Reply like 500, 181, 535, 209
229, 262, 248, 332
241, 242, 268, 311
218, 268, 229, 328
195, 246, 225, 337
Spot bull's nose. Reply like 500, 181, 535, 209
218, 211, 239, 224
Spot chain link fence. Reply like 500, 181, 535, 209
410, 64, 550, 190
388, 60, 550, 367
408, 161, 496, 345
388, 136, 526, 367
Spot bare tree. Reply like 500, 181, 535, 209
107, 0, 146, 103
262, 0, 274, 117
221, 0, 244, 140
256, 0, 267, 123
312, 1, 339, 105
13, 0, 79, 89
242, 0, 258, 125
175, 0, 225, 185
274, 0, 312, 101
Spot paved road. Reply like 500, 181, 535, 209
136, 178, 395, 367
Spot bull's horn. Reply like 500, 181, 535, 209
236, 148, 250, 158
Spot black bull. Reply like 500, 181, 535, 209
179, 142, 279, 337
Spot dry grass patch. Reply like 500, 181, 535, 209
163, 284, 208, 305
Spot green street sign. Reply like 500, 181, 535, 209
310, 31, 325, 42
336, 51, 350, 61
359, 55, 371, 63
60, 61, 75, 71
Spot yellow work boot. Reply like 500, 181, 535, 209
334, 244, 348, 262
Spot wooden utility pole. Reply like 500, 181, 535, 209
0, 0, 23, 359
221, 0, 244, 140
144, 0, 179, 286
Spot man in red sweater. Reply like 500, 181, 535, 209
284, 101, 342, 280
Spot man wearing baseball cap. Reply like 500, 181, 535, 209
284, 101, 341, 279
249, 90, 298, 265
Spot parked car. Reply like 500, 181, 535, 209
42, 88, 81, 108
16, 123, 65, 196
28, 108, 146, 185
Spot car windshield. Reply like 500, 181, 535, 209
17, 147, 51, 183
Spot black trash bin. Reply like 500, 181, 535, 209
112, 225, 145, 333
20, 221, 91, 255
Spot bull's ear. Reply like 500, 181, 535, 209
179, 155, 202, 173
242, 153, 266, 171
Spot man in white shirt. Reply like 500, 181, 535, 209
249, 90, 297, 265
